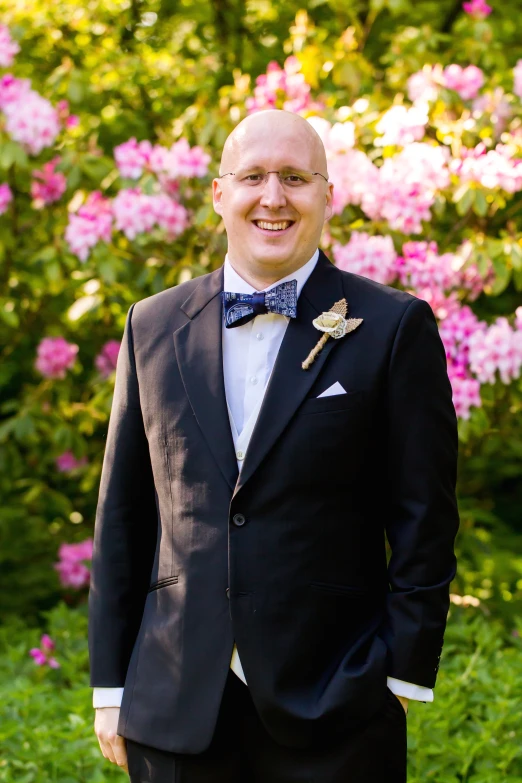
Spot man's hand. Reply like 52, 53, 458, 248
94, 707, 128, 773
396, 695, 409, 715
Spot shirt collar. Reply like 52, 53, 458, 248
223, 249, 319, 300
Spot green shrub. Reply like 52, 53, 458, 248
0, 602, 520, 782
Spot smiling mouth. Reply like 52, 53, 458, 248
253, 220, 295, 232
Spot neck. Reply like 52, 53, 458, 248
227, 255, 314, 291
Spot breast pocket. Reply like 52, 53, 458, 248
298, 390, 363, 416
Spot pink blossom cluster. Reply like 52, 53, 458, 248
442, 64, 485, 101
54, 539, 93, 589
439, 306, 485, 418
407, 63, 484, 103
115, 137, 210, 181
246, 57, 319, 114
1, 77, 60, 155
306, 117, 355, 154
472, 89, 511, 135
450, 143, 522, 193
0, 25, 20, 67
55, 451, 88, 472
35, 337, 79, 379
397, 241, 483, 302
0, 182, 12, 215
29, 634, 59, 669
112, 189, 188, 240
30, 157, 67, 207
333, 232, 397, 285
328, 149, 379, 215
95, 340, 121, 378
375, 105, 428, 147
362, 144, 450, 234
407, 65, 443, 104
65, 191, 113, 262
463, 0, 492, 17
468, 317, 522, 384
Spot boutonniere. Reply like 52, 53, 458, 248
302, 298, 363, 370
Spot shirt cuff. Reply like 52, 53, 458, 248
386, 677, 434, 703
93, 687, 124, 709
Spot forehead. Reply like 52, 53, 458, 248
228, 123, 318, 171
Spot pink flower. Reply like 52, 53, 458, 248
0, 182, 13, 215
407, 65, 443, 104
361, 144, 450, 235
442, 64, 485, 101
3, 89, 60, 155
54, 538, 93, 589
65, 191, 113, 261
448, 370, 482, 419
515, 306, 522, 331
0, 74, 30, 110
306, 117, 355, 154
375, 105, 428, 147
333, 232, 397, 285
472, 88, 511, 135
112, 189, 189, 240
463, 0, 492, 17
396, 241, 484, 298
0, 25, 20, 68
326, 149, 379, 216
56, 99, 80, 129
29, 635, 60, 669
95, 340, 121, 378
514, 60, 522, 99
35, 337, 79, 379
114, 137, 152, 179
468, 317, 522, 384
246, 57, 319, 115
450, 143, 522, 193
55, 451, 88, 472
30, 157, 67, 206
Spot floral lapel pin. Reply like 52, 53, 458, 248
302, 298, 363, 370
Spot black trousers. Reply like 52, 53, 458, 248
127, 672, 407, 783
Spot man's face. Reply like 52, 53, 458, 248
213, 119, 333, 277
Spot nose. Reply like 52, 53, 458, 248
259, 172, 287, 210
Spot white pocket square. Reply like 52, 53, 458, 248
317, 381, 347, 398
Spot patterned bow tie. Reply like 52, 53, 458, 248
222, 279, 298, 328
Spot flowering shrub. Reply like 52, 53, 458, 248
0, 1, 521, 624
54, 539, 93, 589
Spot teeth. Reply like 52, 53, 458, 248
256, 221, 291, 231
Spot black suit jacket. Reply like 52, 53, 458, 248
88, 250, 459, 753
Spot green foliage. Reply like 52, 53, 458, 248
0, 603, 520, 781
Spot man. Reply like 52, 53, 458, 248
89, 110, 459, 782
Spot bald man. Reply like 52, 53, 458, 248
89, 110, 459, 782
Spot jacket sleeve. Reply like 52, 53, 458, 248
382, 297, 459, 688
88, 303, 157, 687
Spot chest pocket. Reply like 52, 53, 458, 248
298, 390, 363, 416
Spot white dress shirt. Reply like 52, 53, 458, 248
93, 250, 433, 708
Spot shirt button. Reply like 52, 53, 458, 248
232, 513, 246, 527
255, 333, 264, 341
249, 376, 258, 385
236, 450, 245, 460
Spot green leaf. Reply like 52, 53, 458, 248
453, 184, 475, 216
473, 189, 489, 217
0, 141, 28, 170
490, 259, 511, 296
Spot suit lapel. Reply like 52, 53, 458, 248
234, 251, 347, 495
173, 267, 239, 491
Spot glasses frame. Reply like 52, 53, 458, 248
217, 169, 329, 185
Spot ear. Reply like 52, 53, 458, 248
212, 178, 223, 217
324, 181, 334, 223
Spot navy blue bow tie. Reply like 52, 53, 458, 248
222, 279, 298, 328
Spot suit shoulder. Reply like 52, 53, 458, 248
130, 269, 219, 326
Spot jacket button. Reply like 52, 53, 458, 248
232, 513, 246, 527
226, 588, 230, 599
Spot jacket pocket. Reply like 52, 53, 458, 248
298, 390, 363, 416
147, 575, 179, 593
309, 581, 368, 597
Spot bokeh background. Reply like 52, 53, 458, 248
1, 1, 522, 780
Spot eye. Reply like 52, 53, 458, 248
283, 174, 306, 185
243, 174, 264, 183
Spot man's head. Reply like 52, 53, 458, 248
213, 110, 333, 283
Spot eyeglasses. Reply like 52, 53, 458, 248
217, 168, 329, 189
